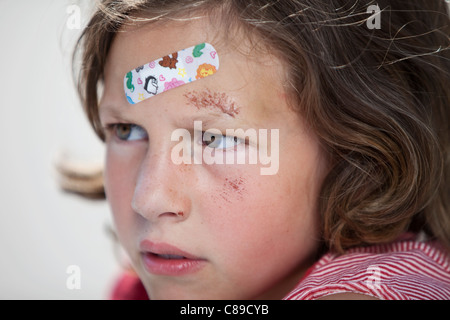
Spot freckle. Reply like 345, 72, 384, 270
220, 193, 232, 204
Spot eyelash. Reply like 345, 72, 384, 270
201, 131, 245, 150
105, 123, 148, 142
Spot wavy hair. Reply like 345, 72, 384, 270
70, 0, 450, 253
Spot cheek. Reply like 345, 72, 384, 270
199, 169, 320, 296
195, 136, 326, 282
202, 168, 319, 254
105, 149, 128, 207
215, 176, 247, 208
103, 146, 141, 240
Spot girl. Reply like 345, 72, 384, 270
69, 0, 450, 299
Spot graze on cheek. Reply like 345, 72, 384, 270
222, 177, 246, 202
214, 176, 247, 206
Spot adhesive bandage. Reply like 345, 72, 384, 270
124, 43, 219, 104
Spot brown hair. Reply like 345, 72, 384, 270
71, 0, 450, 253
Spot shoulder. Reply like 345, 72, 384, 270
285, 234, 450, 300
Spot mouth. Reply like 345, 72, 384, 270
152, 253, 187, 260
140, 240, 206, 276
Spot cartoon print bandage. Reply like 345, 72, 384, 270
124, 43, 219, 104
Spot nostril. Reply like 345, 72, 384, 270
157, 211, 185, 219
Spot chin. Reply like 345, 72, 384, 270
142, 283, 205, 300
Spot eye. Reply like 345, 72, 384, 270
113, 124, 147, 141
202, 131, 243, 150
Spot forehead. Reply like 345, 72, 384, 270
101, 17, 290, 122
105, 19, 216, 88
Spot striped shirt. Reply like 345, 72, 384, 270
284, 234, 450, 300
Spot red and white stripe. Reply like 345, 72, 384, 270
284, 235, 450, 300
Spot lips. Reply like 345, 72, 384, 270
140, 240, 206, 276
154, 254, 186, 260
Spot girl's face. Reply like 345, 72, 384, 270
100, 18, 329, 299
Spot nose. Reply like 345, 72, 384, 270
131, 148, 191, 223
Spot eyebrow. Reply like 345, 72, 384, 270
98, 105, 132, 126
183, 89, 240, 118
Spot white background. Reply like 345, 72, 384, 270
0, 0, 122, 299
3, 0, 447, 301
